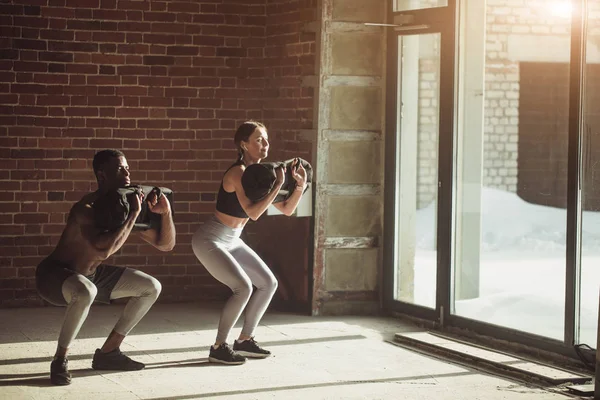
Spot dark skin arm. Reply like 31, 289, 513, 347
138, 190, 176, 251
77, 192, 143, 260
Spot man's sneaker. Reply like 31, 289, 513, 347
208, 343, 246, 365
233, 337, 271, 359
92, 348, 145, 371
50, 356, 71, 385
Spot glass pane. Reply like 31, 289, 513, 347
580, 1, 600, 346
394, 33, 441, 308
394, 0, 448, 12
452, 0, 571, 340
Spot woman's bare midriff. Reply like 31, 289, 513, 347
214, 210, 248, 229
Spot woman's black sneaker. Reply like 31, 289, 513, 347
50, 356, 71, 385
208, 343, 246, 365
233, 337, 271, 358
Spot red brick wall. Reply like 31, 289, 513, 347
243, 0, 317, 313
264, 0, 315, 157
0, 0, 317, 307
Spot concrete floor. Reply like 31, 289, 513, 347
0, 302, 581, 400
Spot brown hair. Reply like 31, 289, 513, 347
234, 120, 266, 163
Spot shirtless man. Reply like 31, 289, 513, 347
35, 149, 176, 385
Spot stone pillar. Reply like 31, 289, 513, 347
312, 0, 386, 315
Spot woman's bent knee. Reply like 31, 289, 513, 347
265, 277, 279, 293
261, 275, 278, 293
270, 277, 278, 293
233, 280, 253, 301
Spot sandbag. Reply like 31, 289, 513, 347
242, 158, 312, 203
93, 185, 174, 231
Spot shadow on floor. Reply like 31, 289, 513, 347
143, 370, 478, 400
0, 334, 366, 370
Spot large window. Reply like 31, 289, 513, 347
393, 33, 441, 308
387, 0, 600, 359
452, 1, 572, 340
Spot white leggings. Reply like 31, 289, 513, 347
192, 216, 278, 343
58, 268, 161, 349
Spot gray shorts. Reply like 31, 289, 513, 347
35, 257, 127, 306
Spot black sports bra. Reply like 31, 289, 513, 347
215, 161, 249, 218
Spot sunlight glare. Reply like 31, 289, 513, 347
550, 1, 572, 18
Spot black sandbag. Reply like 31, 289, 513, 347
241, 158, 312, 203
93, 185, 174, 231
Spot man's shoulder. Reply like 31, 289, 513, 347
69, 193, 97, 219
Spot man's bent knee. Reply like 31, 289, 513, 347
143, 276, 162, 300
63, 276, 97, 306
